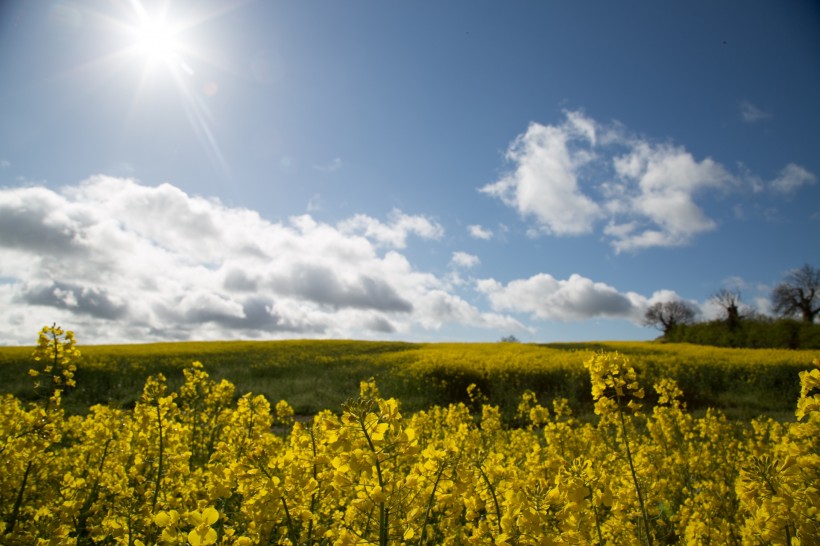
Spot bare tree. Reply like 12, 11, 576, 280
772, 264, 820, 323
712, 288, 742, 330
642, 300, 697, 336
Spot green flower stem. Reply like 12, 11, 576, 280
358, 413, 388, 546
418, 457, 447, 545
151, 399, 164, 513
5, 460, 33, 535
476, 461, 502, 535
615, 392, 653, 546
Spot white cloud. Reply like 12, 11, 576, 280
0, 177, 508, 344
480, 115, 603, 236
468, 224, 493, 240
736, 163, 765, 193
753, 296, 773, 317
739, 100, 771, 123
451, 251, 480, 268
0, 159, 9, 169
412, 289, 526, 332
476, 272, 659, 323
770, 163, 816, 194
481, 111, 763, 252
607, 142, 734, 252
338, 208, 444, 249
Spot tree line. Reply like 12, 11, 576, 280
643, 264, 820, 349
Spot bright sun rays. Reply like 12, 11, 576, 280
89, 0, 236, 176
124, 0, 194, 78
132, 17, 182, 67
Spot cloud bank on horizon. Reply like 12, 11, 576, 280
1, 106, 817, 345
0, 173, 696, 345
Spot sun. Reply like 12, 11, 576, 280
133, 18, 181, 66
127, 7, 185, 71
86, 0, 240, 175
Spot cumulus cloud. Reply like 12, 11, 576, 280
770, 163, 816, 194
468, 224, 493, 240
476, 272, 651, 322
268, 263, 413, 312
451, 252, 480, 269
0, 176, 512, 344
606, 142, 734, 252
739, 100, 771, 123
412, 289, 526, 332
480, 114, 603, 236
338, 208, 444, 248
22, 281, 128, 320
476, 272, 695, 325
482, 110, 810, 252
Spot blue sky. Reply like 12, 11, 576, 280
0, 0, 818, 345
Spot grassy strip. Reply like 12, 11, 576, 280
0, 340, 815, 419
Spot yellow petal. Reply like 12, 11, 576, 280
154, 511, 171, 527
203, 507, 219, 526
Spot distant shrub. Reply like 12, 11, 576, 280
665, 317, 820, 349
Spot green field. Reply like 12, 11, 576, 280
1, 338, 815, 420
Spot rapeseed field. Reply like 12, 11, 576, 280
1, 325, 818, 543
